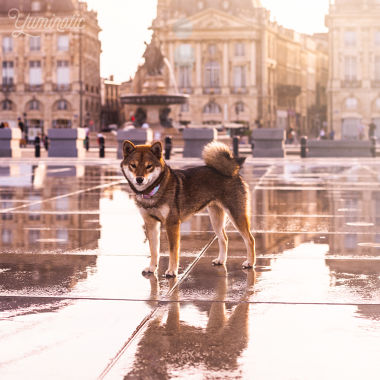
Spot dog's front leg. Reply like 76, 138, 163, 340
165, 222, 180, 277
142, 217, 161, 274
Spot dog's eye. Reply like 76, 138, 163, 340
146, 164, 153, 170
130, 163, 137, 169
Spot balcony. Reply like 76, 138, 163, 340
53, 83, 72, 92
277, 84, 301, 97
203, 87, 221, 95
371, 80, 380, 88
179, 87, 193, 94
231, 87, 248, 94
1, 83, 15, 92
340, 79, 362, 88
25, 84, 44, 92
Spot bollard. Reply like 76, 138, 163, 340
371, 137, 377, 158
300, 136, 308, 158
233, 136, 240, 157
99, 136, 105, 158
164, 136, 172, 160
34, 136, 41, 158
84, 135, 90, 151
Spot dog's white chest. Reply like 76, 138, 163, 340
140, 204, 170, 222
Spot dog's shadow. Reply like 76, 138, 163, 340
127, 265, 256, 378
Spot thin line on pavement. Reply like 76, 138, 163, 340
1, 294, 378, 308
97, 234, 217, 380
0, 180, 122, 213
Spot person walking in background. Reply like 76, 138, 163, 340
329, 129, 335, 140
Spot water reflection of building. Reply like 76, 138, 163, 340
0, 164, 100, 252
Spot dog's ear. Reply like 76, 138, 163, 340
123, 140, 135, 157
151, 141, 163, 159
235, 157, 246, 168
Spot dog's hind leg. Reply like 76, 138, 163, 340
225, 206, 256, 268
208, 204, 228, 266
142, 216, 161, 274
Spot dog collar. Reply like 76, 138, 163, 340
142, 184, 160, 199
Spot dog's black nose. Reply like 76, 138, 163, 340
136, 177, 144, 184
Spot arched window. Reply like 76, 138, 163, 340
203, 101, 221, 114
57, 99, 69, 111
345, 97, 357, 110
1, 99, 12, 111
28, 99, 40, 110
235, 101, 245, 113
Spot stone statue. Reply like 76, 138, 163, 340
143, 36, 164, 76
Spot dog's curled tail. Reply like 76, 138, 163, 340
203, 141, 246, 177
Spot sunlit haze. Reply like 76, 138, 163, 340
86, 0, 329, 82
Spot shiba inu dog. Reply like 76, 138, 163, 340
121, 140, 255, 277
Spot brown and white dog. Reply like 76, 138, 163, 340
121, 140, 255, 277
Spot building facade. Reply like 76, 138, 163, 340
101, 75, 122, 130
0, 0, 101, 138
133, 0, 329, 134
327, 0, 380, 139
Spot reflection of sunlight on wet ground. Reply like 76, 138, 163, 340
98, 189, 149, 256
253, 243, 332, 302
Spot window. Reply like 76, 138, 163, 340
375, 56, 380, 80
2, 229, 12, 244
57, 60, 70, 86
57, 99, 69, 110
57, 35, 69, 51
233, 65, 246, 89
180, 102, 190, 113
208, 44, 216, 56
204, 61, 220, 88
375, 31, 380, 46
179, 65, 191, 88
29, 61, 42, 85
344, 30, 356, 47
2, 36, 13, 53
235, 42, 245, 57
2, 100, 12, 111
345, 97, 358, 110
376, 98, 380, 110
2, 61, 14, 85
29, 36, 41, 51
344, 56, 357, 81
31, 1, 42, 11
235, 101, 245, 113
29, 99, 40, 110
203, 101, 221, 114
176, 44, 194, 64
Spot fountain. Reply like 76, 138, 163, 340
120, 36, 188, 129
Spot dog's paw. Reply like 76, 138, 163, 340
212, 258, 226, 266
142, 265, 157, 274
242, 260, 254, 269
165, 269, 177, 278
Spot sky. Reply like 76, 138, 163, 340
85, 0, 330, 83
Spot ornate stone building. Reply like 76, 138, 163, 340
0, 0, 101, 138
327, 0, 380, 139
127, 0, 328, 134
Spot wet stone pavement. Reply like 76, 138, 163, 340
0, 157, 380, 380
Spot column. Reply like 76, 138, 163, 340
195, 42, 202, 92
223, 42, 229, 89
250, 41, 257, 87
